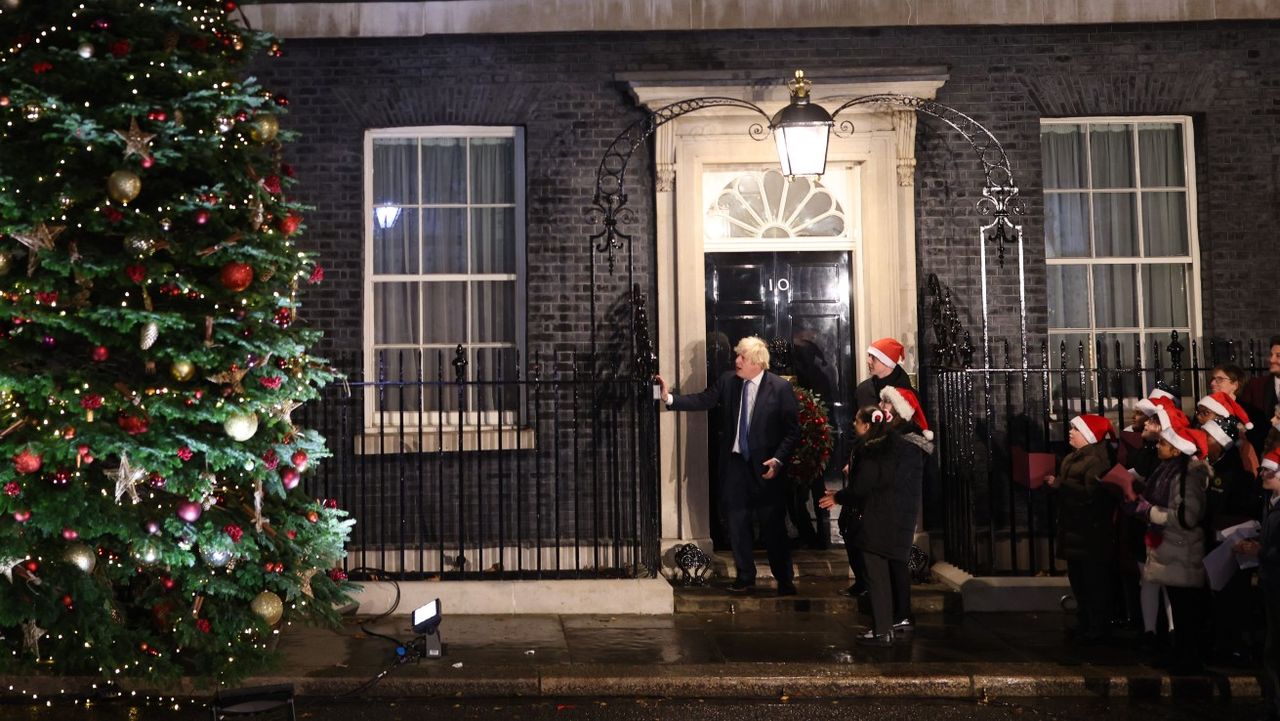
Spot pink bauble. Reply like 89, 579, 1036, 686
176, 501, 202, 523
280, 468, 300, 490
62, 527, 79, 541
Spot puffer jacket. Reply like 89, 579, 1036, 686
1142, 457, 1209, 588
1053, 442, 1117, 560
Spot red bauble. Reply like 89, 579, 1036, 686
13, 448, 42, 475
62, 594, 74, 609
91, 345, 110, 362
280, 467, 300, 490
116, 411, 150, 436
195, 210, 210, 225
13, 510, 30, 523
62, 527, 79, 541
109, 40, 131, 58
279, 213, 301, 235
23, 560, 38, 573
219, 262, 254, 292
290, 450, 309, 471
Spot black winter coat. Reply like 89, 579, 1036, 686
834, 431, 920, 562
1053, 442, 1118, 561
854, 366, 913, 409
1260, 495, 1280, 593
1205, 448, 1263, 537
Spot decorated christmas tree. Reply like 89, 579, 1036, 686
0, 0, 353, 681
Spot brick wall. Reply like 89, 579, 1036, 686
253, 21, 1280, 370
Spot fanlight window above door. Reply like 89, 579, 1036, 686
705, 169, 846, 240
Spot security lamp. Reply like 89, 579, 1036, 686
770, 70, 833, 179
411, 598, 443, 658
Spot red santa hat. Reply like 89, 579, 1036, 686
1197, 391, 1253, 429
1202, 416, 1240, 450
1161, 424, 1208, 458
879, 385, 932, 440
1069, 414, 1115, 445
1135, 395, 1179, 418
867, 337, 905, 369
1155, 404, 1191, 433
1262, 448, 1280, 473
1147, 384, 1176, 402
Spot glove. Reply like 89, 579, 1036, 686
1121, 498, 1151, 519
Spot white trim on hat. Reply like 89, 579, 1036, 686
1149, 388, 1175, 401
1069, 416, 1098, 445
879, 386, 913, 420
1263, 455, 1280, 472
1198, 395, 1231, 421
1203, 420, 1233, 450
1160, 425, 1196, 456
1135, 399, 1159, 417
867, 345, 897, 369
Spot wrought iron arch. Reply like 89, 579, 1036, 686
587, 89, 1028, 374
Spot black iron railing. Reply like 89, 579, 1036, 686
928, 332, 1270, 576
296, 346, 662, 581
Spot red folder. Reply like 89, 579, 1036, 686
1100, 463, 1137, 501
1012, 447, 1056, 490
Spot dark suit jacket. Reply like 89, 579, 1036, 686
1240, 375, 1278, 453
669, 370, 801, 484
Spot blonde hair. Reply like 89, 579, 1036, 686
734, 336, 770, 370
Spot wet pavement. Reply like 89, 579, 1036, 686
0, 578, 1265, 705
0, 696, 1267, 721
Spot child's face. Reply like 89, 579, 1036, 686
1067, 428, 1088, 450
1157, 438, 1180, 460
1262, 469, 1280, 493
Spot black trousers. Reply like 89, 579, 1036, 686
862, 550, 893, 635
889, 558, 911, 621
1166, 584, 1207, 673
1264, 586, 1280, 720
721, 453, 792, 585
1066, 557, 1113, 636
841, 527, 869, 588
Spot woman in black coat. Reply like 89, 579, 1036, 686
820, 406, 919, 645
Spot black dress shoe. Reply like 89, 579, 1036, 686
856, 629, 894, 647
728, 579, 755, 593
838, 583, 868, 598
776, 582, 797, 597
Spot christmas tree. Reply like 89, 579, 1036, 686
0, 0, 353, 681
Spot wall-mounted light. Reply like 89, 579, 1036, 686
374, 205, 402, 230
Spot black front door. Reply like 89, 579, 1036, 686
704, 251, 854, 549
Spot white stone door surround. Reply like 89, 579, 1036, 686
619, 69, 949, 562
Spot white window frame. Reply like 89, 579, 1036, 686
362, 126, 527, 431
1041, 116, 1203, 378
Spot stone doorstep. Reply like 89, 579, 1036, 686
0, 667, 1258, 701
933, 561, 1073, 613
673, 583, 959, 615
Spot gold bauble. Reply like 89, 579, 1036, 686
249, 590, 283, 626
0, 253, 11, 276
107, 170, 141, 204
170, 359, 196, 382
249, 115, 279, 143
123, 233, 158, 257
63, 543, 96, 573
223, 412, 259, 442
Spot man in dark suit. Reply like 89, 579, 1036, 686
1240, 336, 1280, 455
656, 336, 800, 595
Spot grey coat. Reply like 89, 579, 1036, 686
1142, 458, 1209, 588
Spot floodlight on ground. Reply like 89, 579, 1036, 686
412, 598, 443, 658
